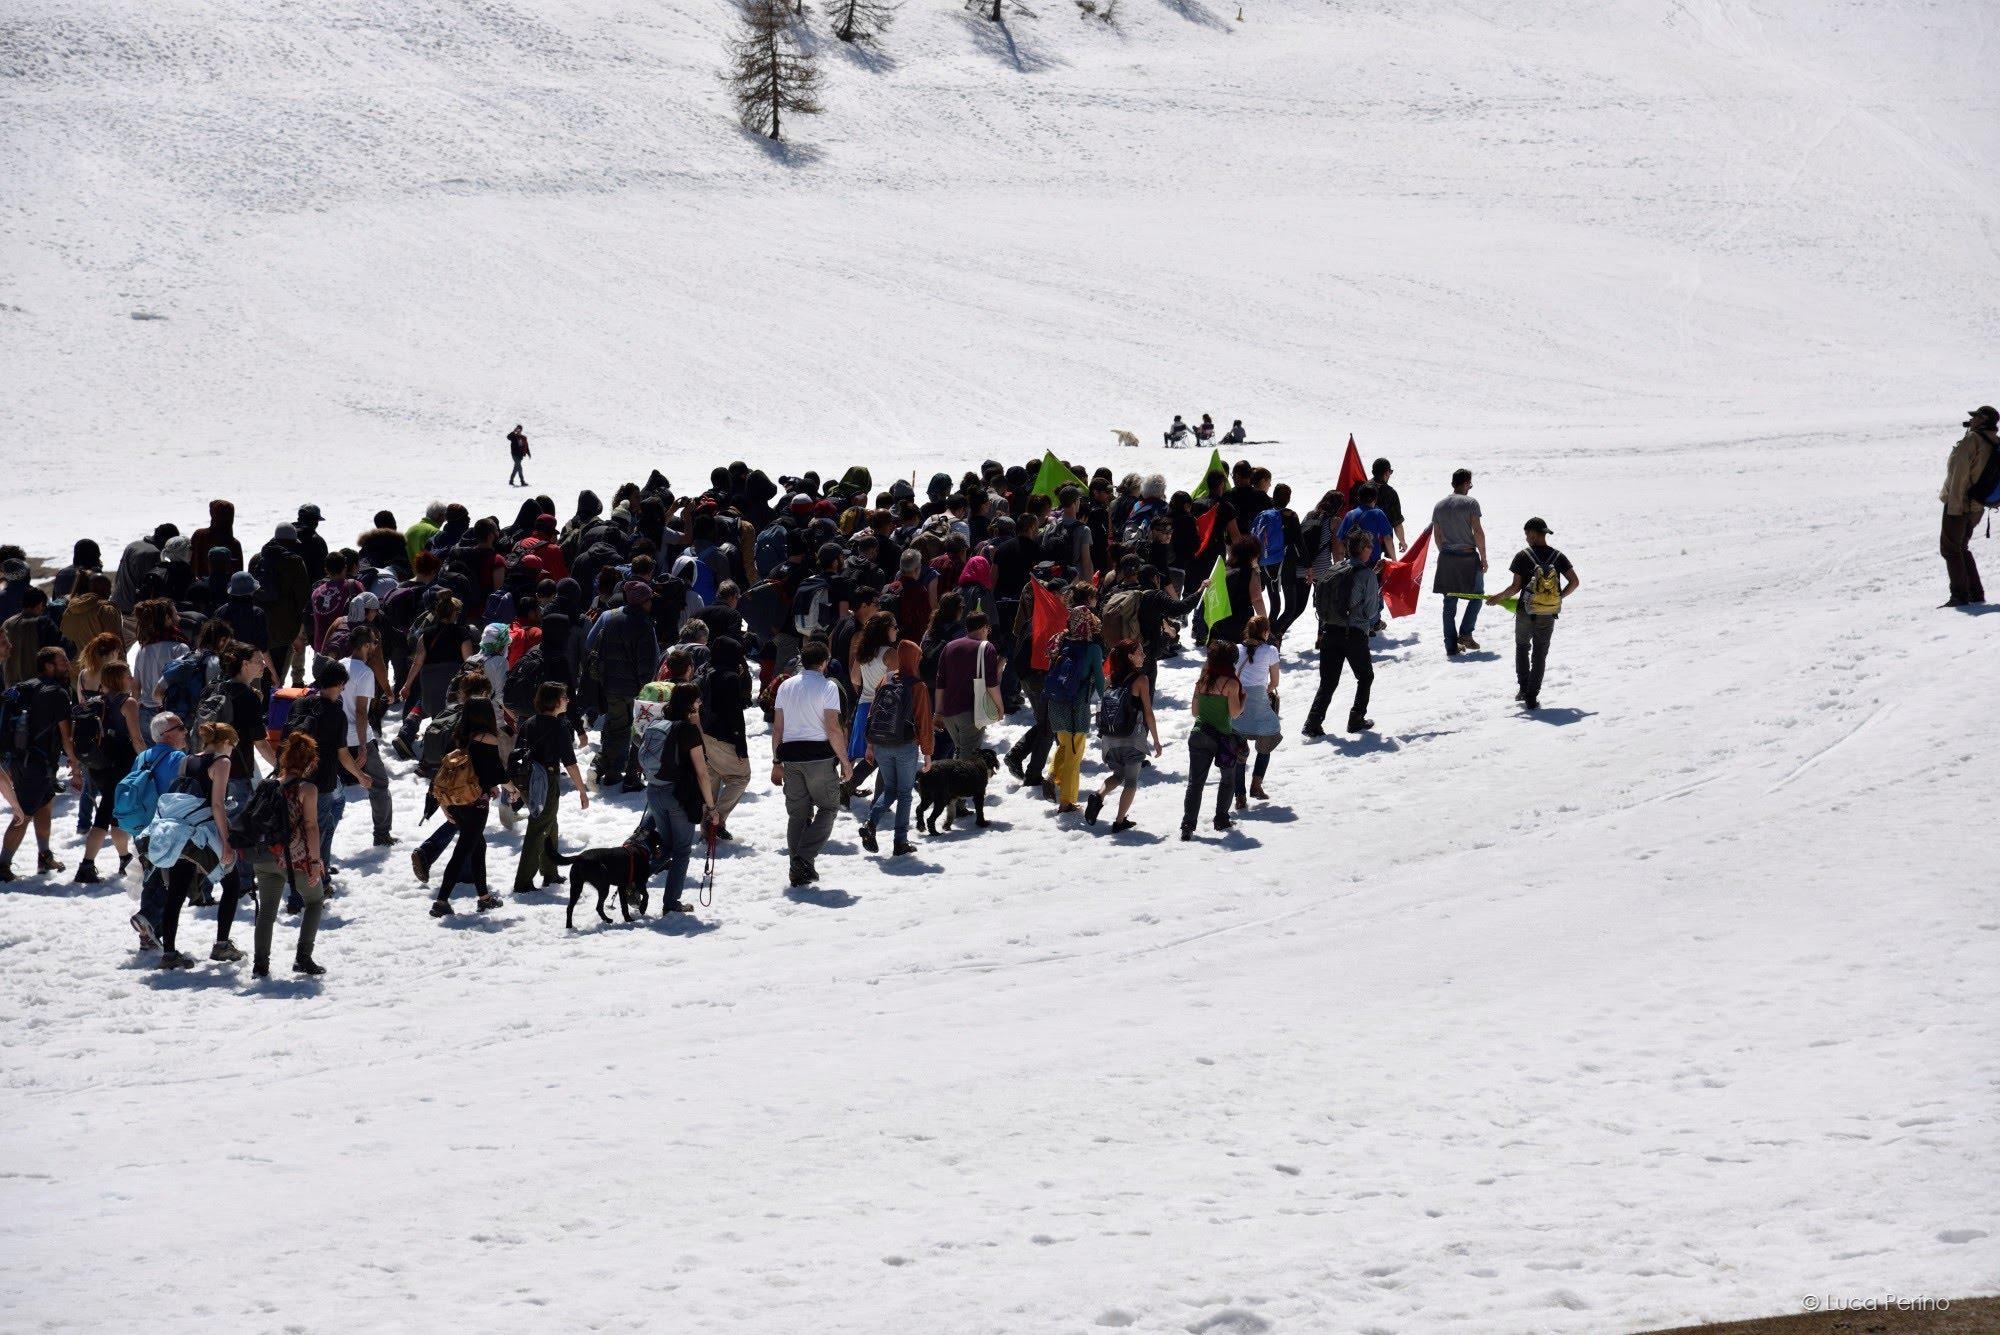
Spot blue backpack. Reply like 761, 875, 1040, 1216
1252, 508, 1285, 567
113, 751, 173, 835
1043, 638, 1090, 703
754, 523, 791, 580
159, 653, 210, 721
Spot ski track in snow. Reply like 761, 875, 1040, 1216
4, 0, 2000, 1329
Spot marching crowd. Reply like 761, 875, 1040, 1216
0, 445, 1587, 980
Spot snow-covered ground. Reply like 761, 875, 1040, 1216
3, 0, 1999, 1330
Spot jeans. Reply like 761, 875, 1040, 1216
437, 801, 489, 899
418, 818, 456, 867
1182, 729, 1235, 832
782, 758, 841, 880
509, 458, 527, 486
316, 787, 346, 874
1941, 506, 1984, 603
1304, 624, 1373, 729
643, 785, 698, 905
865, 742, 920, 843
1515, 614, 1555, 702
1441, 565, 1483, 649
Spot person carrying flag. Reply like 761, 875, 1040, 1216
1485, 518, 1579, 711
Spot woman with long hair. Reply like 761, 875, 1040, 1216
429, 697, 512, 917
1232, 615, 1283, 805
70, 630, 128, 842
845, 611, 898, 799
251, 731, 327, 978
1205, 537, 1267, 646
75, 661, 144, 882
1084, 639, 1160, 833
401, 591, 475, 720
1182, 639, 1245, 841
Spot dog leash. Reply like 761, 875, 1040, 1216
698, 817, 717, 908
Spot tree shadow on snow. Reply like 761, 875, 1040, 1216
829, 36, 897, 73
739, 128, 827, 169
959, 14, 1066, 73
786, 885, 858, 909
1522, 707, 1594, 726
1157, 0, 1232, 30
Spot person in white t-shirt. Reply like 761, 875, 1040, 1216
1232, 616, 1283, 803
770, 640, 852, 888
342, 625, 393, 846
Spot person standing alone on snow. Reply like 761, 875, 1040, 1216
1486, 518, 1579, 711
1939, 405, 1996, 607
507, 425, 531, 488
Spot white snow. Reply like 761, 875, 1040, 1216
3, 0, 1999, 1331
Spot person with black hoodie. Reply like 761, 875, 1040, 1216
190, 499, 244, 579
52, 539, 103, 601
293, 504, 329, 581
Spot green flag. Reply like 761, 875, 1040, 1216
1201, 555, 1232, 627
1448, 591, 1514, 613
1030, 450, 1084, 499
1190, 448, 1226, 500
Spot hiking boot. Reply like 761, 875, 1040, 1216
211, 939, 245, 962
1084, 792, 1104, 826
1111, 818, 1136, 834
429, 899, 451, 918
1522, 697, 1540, 711
1180, 827, 1194, 842
891, 841, 916, 857
858, 823, 879, 854
37, 850, 65, 875
391, 736, 416, 762
1213, 816, 1233, 832
73, 861, 100, 884
372, 832, 395, 848
1249, 781, 1269, 801
1514, 686, 1526, 700
116, 854, 132, 876
1459, 635, 1480, 651
1234, 791, 1248, 812
1347, 718, 1373, 732
252, 958, 270, 979
0, 863, 13, 883
157, 949, 196, 970
540, 874, 566, 888
713, 825, 734, 843
1301, 722, 1325, 739
293, 955, 326, 977
411, 849, 432, 884
130, 912, 160, 950
1040, 782, 1057, 803
476, 893, 502, 912
1004, 752, 1026, 782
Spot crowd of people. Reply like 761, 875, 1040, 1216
0, 445, 1587, 981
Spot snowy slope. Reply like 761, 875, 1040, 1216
3, 1, 2000, 1331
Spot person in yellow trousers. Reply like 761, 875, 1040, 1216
1042, 607, 1104, 815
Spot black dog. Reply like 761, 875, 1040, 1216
914, 748, 999, 834
553, 824, 662, 929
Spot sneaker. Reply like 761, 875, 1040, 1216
1445, 644, 1461, 657
1515, 686, 1526, 700
157, 950, 196, 970
1110, 818, 1136, 834
210, 940, 245, 963
293, 955, 327, 977
130, 912, 160, 950
73, 861, 100, 884
713, 825, 734, 843
411, 849, 432, 885
429, 899, 451, 918
858, 823, 879, 854
116, 854, 132, 876
1084, 792, 1104, 826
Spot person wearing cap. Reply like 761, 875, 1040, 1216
1940, 405, 1997, 606
0, 647, 83, 882
218, 569, 271, 653
1486, 518, 1579, 711
583, 581, 660, 788
293, 504, 329, 582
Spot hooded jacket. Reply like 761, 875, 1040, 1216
60, 590, 123, 651
190, 500, 243, 578
1942, 424, 1997, 516
113, 538, 161, 614
252, 538, 312, 646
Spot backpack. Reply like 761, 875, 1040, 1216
1252, 508, 1285, 567
791, 575, 833, 637
1522, 548, 1564, 616
0, 684, 29, 763
193, 680, 233, 732
417, 703, 464, 779
503, 646, 546, 713
69, 698, 105, 766
281, 690, 331, 742
430, 749, 484, 807
754, 522, 791, 580
1969, 436, 2000, 507
866, 673, 918, 746
265, 686, 310, 739
159, 653, 210, 721
1096, 681, 1140, 738
1043, 638, 1090, 703
113, 750, 172, 835
236, 776, 294, 850
1039, 516, 1079, 564
1315, 562, 1360, 621
1099, 589, 1142, 651
673, 548, 720, 606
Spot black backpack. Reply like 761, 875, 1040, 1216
1968, 436, 2000, 507
866, 673, 918, 746
503, 646, 545, 713
1096, 681, 1140, 738
69, 698, 105, 765
194, 680, 234, 732
282, 691, 331, 740
417, 703, 464, 779
237, 777, 294, 849
1039, 516, 1078, 564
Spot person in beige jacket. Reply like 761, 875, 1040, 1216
1940, 405, 1997, 607
58, 574, 125, 660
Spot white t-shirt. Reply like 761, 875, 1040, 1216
774, 671, 843, 744
133, 641, 189, 704
1236, 642, 1280, 686
342, 657, 378, 747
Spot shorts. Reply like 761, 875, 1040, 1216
85, 768, 124, 830
1100, 736, 1148, 788
7, 754, 56, 820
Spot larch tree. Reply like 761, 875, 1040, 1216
725, 0, 823, 141
830, 0, 898, 42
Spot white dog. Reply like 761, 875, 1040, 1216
1111, 429, 1141, 448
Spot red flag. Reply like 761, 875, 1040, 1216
1337, 434, 1367, 498
1193, 504, 1219, 557
1379, 524, 1432, 619
1029, 580, 1067, 670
